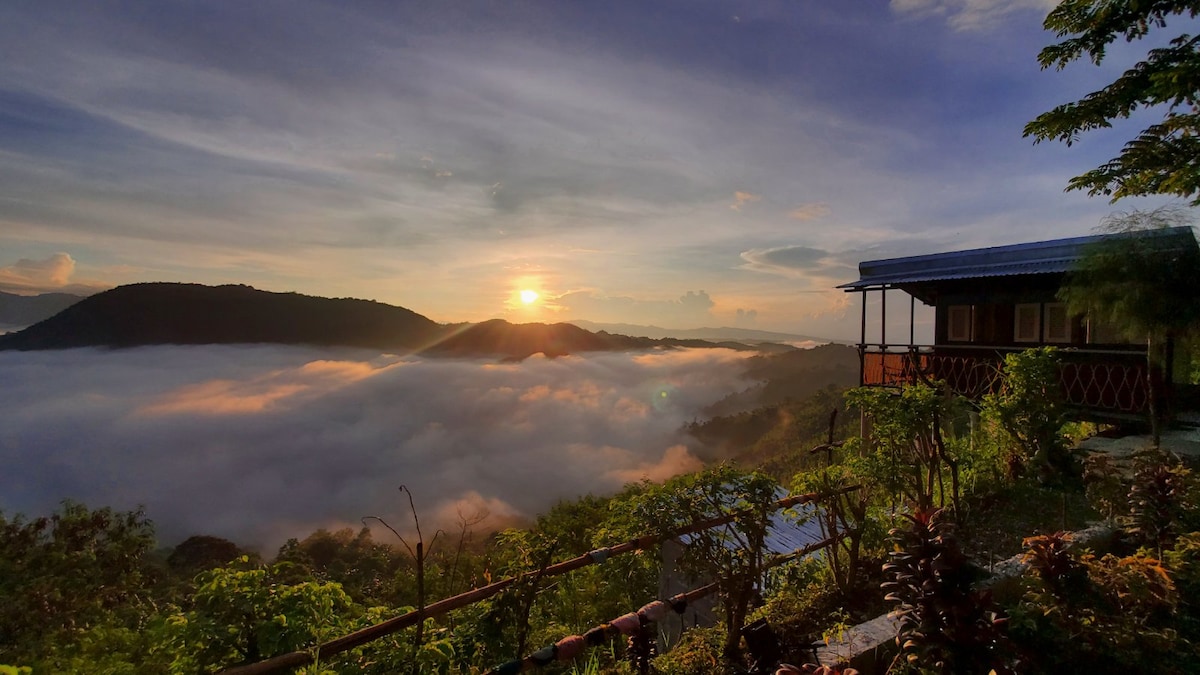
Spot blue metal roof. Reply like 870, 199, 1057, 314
838, 226, 1198, 291
679, 487, 828, 557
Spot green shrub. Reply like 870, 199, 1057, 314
1082, 453, 1127, 523
0, 502, 158, 670
1129, 450, 1200, 554
651, 626, 725, 675
161, 557, 358, 672
1010, 535, 1187, 673
845, 384, 967, 515
980, 347, 1072, 481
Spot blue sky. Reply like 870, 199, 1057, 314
0, 0, 1181, 338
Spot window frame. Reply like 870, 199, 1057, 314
1014, 303, 1041, 343
946, 304, 973, 342
1043, 302, 1071, 343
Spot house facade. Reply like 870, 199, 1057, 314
837, 226, 1199, 417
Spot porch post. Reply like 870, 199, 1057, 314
859, 290, 866, 387
909, 294, 915, 347
907, 293, 917, 385
880, 287, 887, 347
1165, 336, 1176, 420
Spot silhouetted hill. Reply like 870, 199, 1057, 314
0, 283, 443, 351
426, 319, 631, 358
424, 319, 771, 360
0, 283, 778, 358
0, 291, 84, 329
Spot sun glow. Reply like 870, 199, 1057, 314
519, 289, 540, 305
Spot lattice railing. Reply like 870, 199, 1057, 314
923, 354, 1002, 400
1059, 359, 1149, 413
862, 347, 1151, 414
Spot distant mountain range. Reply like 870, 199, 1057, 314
0, 291, 83, 330
566, 320, 840, 345
0, 283, 791, 359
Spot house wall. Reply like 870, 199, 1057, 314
906, 276, 1157, 416
934, 301, 1089, 348
927, 275, 1124, 349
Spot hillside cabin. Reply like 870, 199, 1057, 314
837, 226, 1199, 418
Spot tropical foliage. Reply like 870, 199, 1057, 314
1025, 1, 1200, 204
1058, 207, 1200, 443
980, 347, 1072, 480
5, 373, 1200, 674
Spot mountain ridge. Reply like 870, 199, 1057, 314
0, 283, 788, 359
566, 319, 840, 345
0, 290, 84, 329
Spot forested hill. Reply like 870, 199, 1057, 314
0, 283, 779, 358
0, 283, 443, 351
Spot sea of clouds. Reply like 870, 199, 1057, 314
0, 345, 755, 552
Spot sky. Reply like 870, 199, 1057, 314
0, 0, 1184, 339
0, 345, 752, 549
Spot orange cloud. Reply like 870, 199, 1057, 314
613, 396, 651, 420
606, 444, 704, 483
730, 191, 761, 211
518, 384, 552, 402
139, 379, 309, 415
297, 359, 381, 380
787, 202, 831, 221
431, 491, 525, 532
137, 358, 394, 416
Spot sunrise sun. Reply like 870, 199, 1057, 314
519, 289, 539, 305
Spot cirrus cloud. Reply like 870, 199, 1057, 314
889, 0, 1056, 31
788, 202, 831, 221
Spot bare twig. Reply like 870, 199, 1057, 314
362, 486, 446, 673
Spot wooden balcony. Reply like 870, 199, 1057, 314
859, 344, 1154, 415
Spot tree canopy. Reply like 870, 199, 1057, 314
1058, 207, 1200, 342
1024, 1, 1200, 203
1058, 207, 1200, 443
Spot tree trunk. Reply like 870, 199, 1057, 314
1148, 336, 1161, 448
722, 583, 748, 663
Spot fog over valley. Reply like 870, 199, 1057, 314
0, 345, 755, 551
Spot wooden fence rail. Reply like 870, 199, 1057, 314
484, 534, 843, 674
219, 485, 859, 675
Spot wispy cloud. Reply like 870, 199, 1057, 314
558, 289, 717, 326
730, 191, 762, 211
889, 0, 1056, 31
788, 203, 831, 221
739, 245, 855, 282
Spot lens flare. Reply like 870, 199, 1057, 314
651, 384, 678, 411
